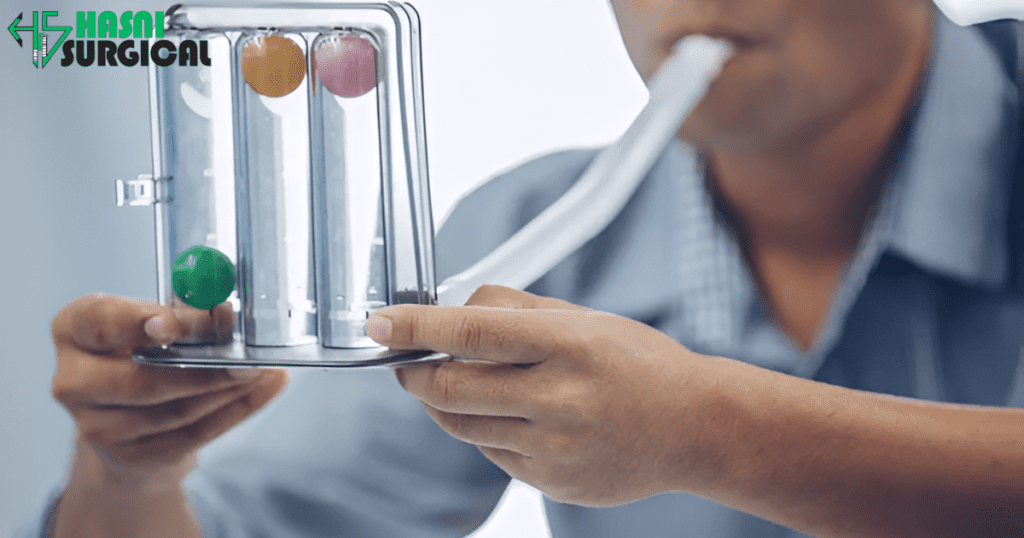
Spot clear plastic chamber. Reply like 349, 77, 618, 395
119, 3, 441, 367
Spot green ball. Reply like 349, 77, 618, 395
171, 246, 236, 310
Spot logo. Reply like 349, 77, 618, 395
8, 11, 211, 68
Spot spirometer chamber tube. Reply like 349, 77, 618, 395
147, 31, 238, 343
310, 30, 388, 348
235, 32, 317, 347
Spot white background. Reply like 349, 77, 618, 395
0, 1, 646, 535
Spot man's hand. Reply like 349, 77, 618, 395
369, 285, 714, 507
51, 294, 288, 493
372, 286, 1024, 537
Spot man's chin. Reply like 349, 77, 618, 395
676, 120, 769, 157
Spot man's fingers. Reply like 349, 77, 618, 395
421, 404, 531, 454
54, 295, 238, 353
110, 371, 288, 467
369, 305, 587, 361
54, 295, 180, 352
72, 371, 286, 444
166, 301, 237, 343
396, 360, 535, 416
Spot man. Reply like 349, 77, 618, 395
21, 0, 1024, 536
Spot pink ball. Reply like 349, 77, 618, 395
316, 36, 377, 98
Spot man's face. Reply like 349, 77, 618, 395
610, 0, 933, 153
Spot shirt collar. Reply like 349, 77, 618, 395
886, 12, 1019, 288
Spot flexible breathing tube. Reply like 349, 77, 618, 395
436, 35, 733, 306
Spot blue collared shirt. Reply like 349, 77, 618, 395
666, 8, 1021, 388
18, 11, 1024, 538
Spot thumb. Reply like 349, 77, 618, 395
53, 295, 183, 352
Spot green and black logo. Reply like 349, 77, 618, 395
8, 11, 210, 68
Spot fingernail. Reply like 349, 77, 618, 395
144, 316, 172, 341
365, 315, 392, 343
229, 368, 261, 379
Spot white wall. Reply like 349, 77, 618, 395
0, 1, 646, 535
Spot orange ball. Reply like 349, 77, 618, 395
241, 35, 306, 98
